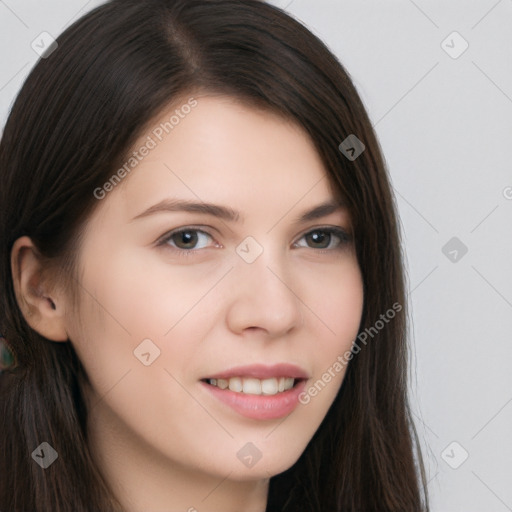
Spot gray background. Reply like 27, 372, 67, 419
1, 1, 511, 510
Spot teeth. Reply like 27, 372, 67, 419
243, 378, 261, 394
228, 377, 243, 392
217, 378, 228, 389
261, 378, 277, 395
207, 376, 296, 395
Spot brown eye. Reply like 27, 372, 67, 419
172, 230, 198, 249
295, 228, 351, 250
160, 229, 213, 250
304, 230, 331, 249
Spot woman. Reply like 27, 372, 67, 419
0, 0, 429, 510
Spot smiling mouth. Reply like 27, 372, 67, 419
201, 377, 304, 396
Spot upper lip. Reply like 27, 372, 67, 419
203, 363, 309, 380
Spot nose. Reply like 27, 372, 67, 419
225, 252, 303, 339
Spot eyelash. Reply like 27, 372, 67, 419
156, 226, 352, 258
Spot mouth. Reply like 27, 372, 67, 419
199, 363, 309, 420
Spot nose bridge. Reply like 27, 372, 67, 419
226, 242, 303, 335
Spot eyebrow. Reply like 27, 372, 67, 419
131, 198, 345, 224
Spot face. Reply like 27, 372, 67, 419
65, 95, 364, 483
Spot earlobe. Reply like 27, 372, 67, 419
10, 236, 69, 342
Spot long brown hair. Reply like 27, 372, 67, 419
0, 0, 429, 510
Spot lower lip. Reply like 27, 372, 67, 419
200, 379, 307, 420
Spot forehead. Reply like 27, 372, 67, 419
97, 95, 341, 224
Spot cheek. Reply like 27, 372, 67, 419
66, 255, 215, 446
302, 256, 364, 346
295, 257, 363, 401
67, 249, 228, 392
93, 248, 230, 336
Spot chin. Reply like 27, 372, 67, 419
223, 449, 303, 482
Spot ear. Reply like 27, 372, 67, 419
10, 236, 68, 342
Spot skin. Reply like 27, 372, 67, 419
12, 95, 364, 512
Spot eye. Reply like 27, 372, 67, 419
159, 228, 215, 251
156, 226, 351, 256
294, 227, 351, 250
